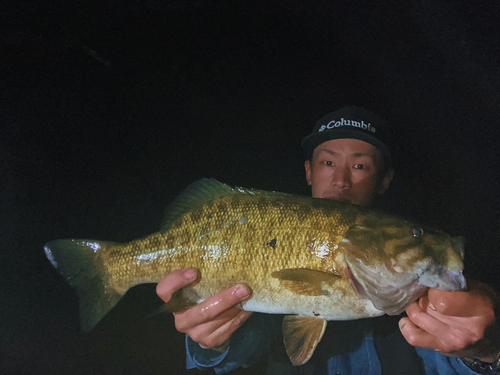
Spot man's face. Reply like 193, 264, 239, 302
305, 139, 393, 206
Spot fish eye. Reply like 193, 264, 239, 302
411, 228, 424, 237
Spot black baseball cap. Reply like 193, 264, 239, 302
301, 106, 393, 162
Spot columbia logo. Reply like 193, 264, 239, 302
318, 118, 376, 133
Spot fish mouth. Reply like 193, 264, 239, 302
345, 256, 467, 315
418, 268, 466, 291
345, 254, 428, 315
340, 222, 467, 316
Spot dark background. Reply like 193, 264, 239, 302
2, 0, 500, 373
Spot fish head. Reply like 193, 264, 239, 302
340, 213, 466, 315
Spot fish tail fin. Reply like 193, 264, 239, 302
44, 239, 123, 331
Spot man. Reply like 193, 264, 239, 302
156, 106, 500, 374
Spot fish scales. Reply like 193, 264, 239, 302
44, 179, 466, 365
107, 192, 356, 309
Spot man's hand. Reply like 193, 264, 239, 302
399, 279, 500, 362
156, 268, 253, 352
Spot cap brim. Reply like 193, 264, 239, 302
301, 129, 391, 160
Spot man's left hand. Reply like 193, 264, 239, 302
399, 279, 500, 362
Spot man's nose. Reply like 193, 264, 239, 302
331, 166, 351, 189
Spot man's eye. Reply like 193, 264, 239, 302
325, 161, 333, 166
354, 164, 364, 169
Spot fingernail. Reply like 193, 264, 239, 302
183, 269, 197, 281
233, 285, 250, 298
428, 302, 436, 311
399, 322, 406, 330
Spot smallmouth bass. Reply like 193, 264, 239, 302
44, 179, 466, 365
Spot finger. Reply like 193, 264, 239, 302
399, 316, 442, 352
178, 304, 243, 336
400, 313, 474, 357
197, 310, 254, 350
427, 285, 494, 317
419, 293, 495, 337
175, 284, 252, 329
404, 300, 477, 354
406, 300, 453, 341
156, 268, 199, 302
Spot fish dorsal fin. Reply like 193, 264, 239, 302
160, 179, 237, 231
160, 178, 292, 231
283, 315, 327, 366
271, 268, 341, 296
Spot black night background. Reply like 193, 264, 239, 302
2, 1, 500, 374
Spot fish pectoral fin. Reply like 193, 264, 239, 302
282, 315, 327, 366
271, 268, 341, 296
161, 286, 201, 313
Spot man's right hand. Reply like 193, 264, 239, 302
156, 268, 254, 352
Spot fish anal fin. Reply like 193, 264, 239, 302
161, 286, 201, 313
282, 315, 327, 366
271, 268, 341, 296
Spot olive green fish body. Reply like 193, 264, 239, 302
44, 179, 466, 365
101, 189, 372, 320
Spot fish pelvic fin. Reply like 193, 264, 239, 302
271, 268, 342, 296
283, 315, 327, 366
160, 286, 201, 313
44, 239, 122, 331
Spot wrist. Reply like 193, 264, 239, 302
198, 339, 230, 353
210, 340, 230, 353
463, 353, 500, 374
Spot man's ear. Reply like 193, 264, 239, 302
305, 160, 312, 186
378, 168, 394, 195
